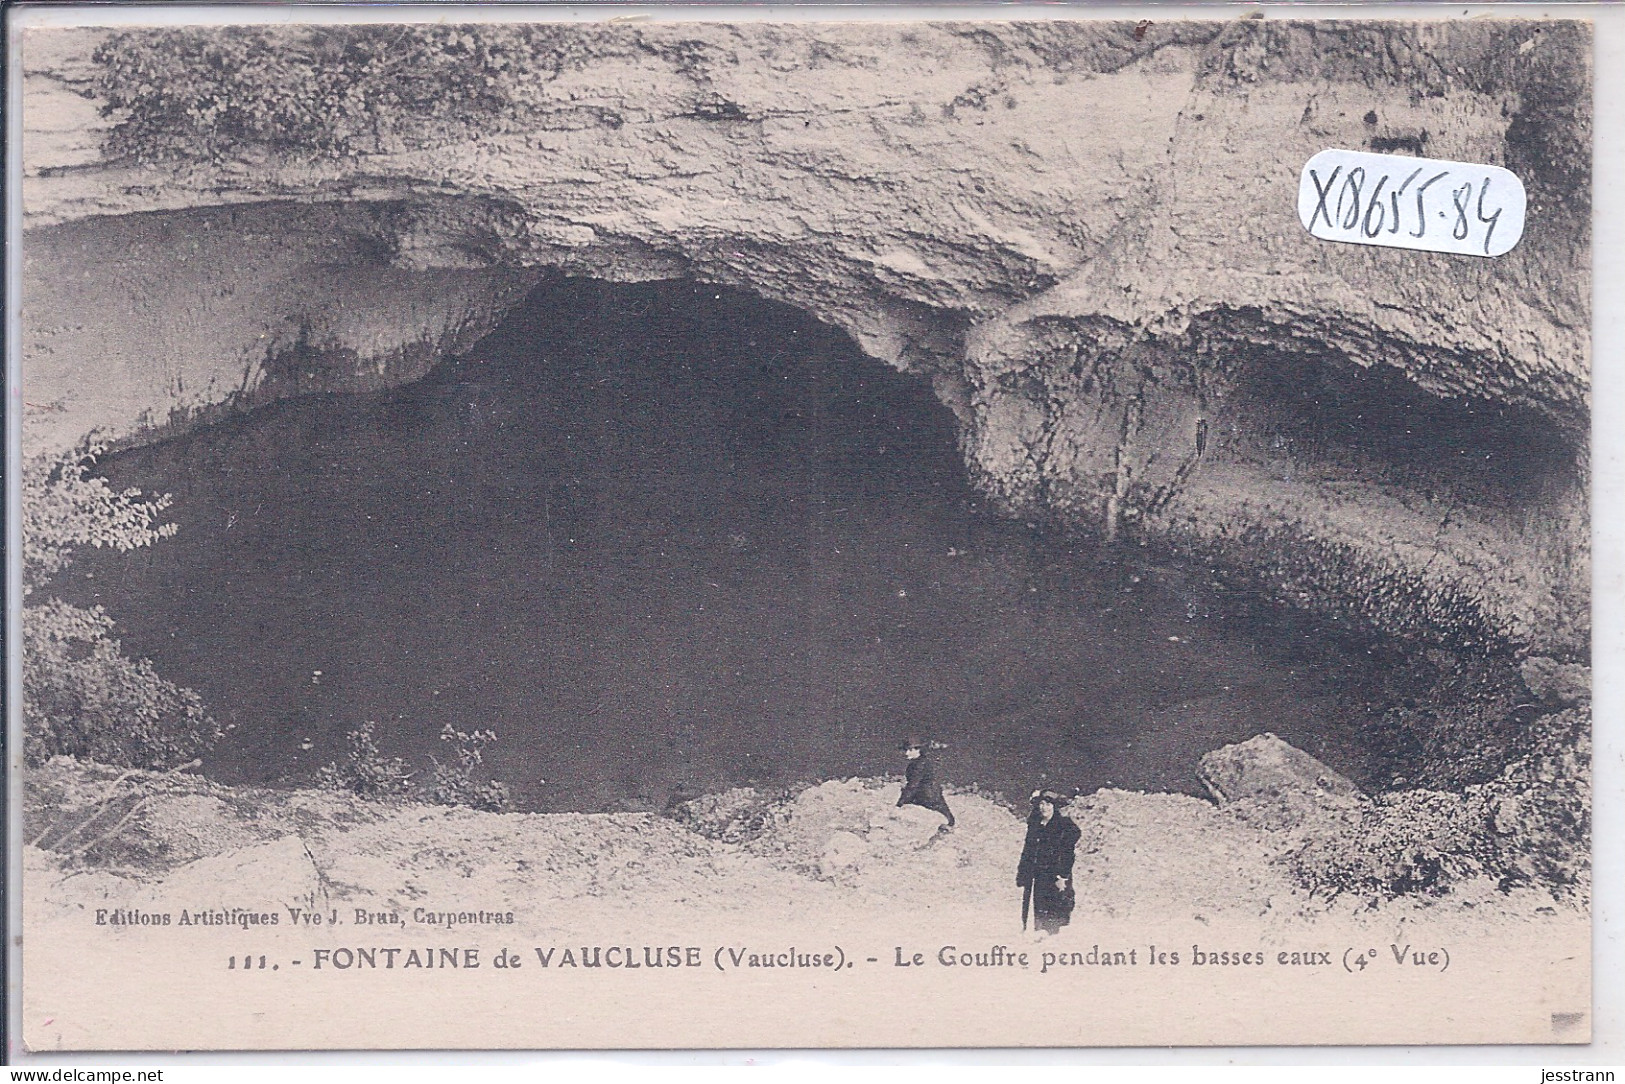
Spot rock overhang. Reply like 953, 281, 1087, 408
18, 17, 1591, 656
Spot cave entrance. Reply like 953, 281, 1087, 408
73, 278, 1387, 812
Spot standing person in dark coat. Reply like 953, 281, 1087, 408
896, 737, 955, 829
1017, 789, 1080, 935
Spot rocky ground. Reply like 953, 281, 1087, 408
21, 730, 1592, 1049
24, 733, 1586, 937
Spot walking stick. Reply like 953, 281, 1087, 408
1021, 882, 1032, 931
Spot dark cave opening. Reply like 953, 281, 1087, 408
66, 277, 1401, 812
1232, 344, 1580, 510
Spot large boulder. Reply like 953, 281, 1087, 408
1198, 733, 1359, 828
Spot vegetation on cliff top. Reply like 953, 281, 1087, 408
90, 25, 586, 162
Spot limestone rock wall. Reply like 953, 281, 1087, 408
19, 19, 1590, 655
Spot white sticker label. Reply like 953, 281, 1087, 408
1297, 148, 1526, 258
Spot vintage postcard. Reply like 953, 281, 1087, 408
10, 10, 1592, 1050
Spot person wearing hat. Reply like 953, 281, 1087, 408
896, 736, 955, 829
1016, 789, 1080, 935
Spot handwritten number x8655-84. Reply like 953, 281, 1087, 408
1307, 166, 1502, 254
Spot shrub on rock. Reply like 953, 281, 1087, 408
23, 599, 220, 769
427, 725, 510, 812
319, 721, 415, 799
22, 448, 221, 770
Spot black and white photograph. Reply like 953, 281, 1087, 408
10, 8, 1594, 1049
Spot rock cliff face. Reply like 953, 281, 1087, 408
20, 19, 1590, 656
